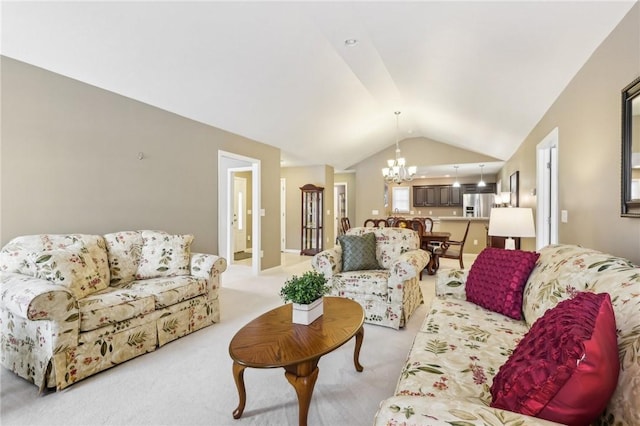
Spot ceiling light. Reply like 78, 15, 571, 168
382, 111, 416, 184
452, 165, 460, 188
344, 39, 359, 47
478, 164, 486, 187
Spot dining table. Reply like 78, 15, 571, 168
421, 231, 451, 275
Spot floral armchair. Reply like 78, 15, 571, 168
311, 226, 429, 329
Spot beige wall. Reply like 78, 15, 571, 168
350, 136, 500, 225
1, 56, 282, 269
498, 4, 640, 263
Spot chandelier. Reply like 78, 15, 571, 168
382, 111, 417, 184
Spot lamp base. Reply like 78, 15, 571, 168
504, 238, 516, 250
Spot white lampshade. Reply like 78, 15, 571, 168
488, 207, 536, 249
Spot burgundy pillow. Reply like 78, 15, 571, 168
466, 247, 539, 319
490, 292, 619, 426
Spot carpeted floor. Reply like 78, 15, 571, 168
0, 254, 472, 426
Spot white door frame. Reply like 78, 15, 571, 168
280, 178, 286, 252
536, 127, 559, 250
232, 175, 248, 255
218, 151, 261, 275
334, 182, 348, 237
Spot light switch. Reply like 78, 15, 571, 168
260, 209, 266, 216
561, 210, 568, 223
372, 210, 379, 215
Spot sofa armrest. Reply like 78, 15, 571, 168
190, 253, 227, 282
311, 247, 342, 279
375, 396, 561, 426
386, 249, 430, 303
436, 268, 469, 300
1, 272, 78, 322
389, 249, 430, 281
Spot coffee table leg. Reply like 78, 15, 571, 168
232, 362, 247, 419
284, 362, 319, 426
353, 326, 364, 372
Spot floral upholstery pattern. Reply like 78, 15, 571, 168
0, 232, 226, 391
312, 227, 429, 329
104, 231, 143, 285
31, 248, 109, 299
135, 231, 193, 279
375, 244, 640, 425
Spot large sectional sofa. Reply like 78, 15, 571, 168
375, 244, 639, 426
0, 231, 226, 391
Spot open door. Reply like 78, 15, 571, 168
233, 176, 247, 257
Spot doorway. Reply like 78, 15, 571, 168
281, 178, 286, 252
232, 175, 248, 262
218, 151, 261, 275
334, 183, 347, 240
536, 127, 559, 250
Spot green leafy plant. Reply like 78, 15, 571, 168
279, 270, 330, 305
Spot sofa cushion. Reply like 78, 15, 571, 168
395, 298, 529, 401
332, 270, 390, 297
466, 248, 539, 320
490, 292, 619, 425
104, 231, 144, 286
31, 248, 109, 299
522, 244, 631, 327
338, 232, 379, 272
78, 287, 156, 332
122, 276, 208, 309
346, 227, 420, 270
136, 231, 193, 279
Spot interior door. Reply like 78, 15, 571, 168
233, 176, 247, 253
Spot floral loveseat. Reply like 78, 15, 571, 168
0, 231, 226, 391
312, 226, 429, 329
375, 244, 639, 425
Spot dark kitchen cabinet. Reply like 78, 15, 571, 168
462, 183, 496, 194
413, 186, 437, 207
414, 185, 461, 207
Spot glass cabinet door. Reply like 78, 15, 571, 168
300, 184, 324, 255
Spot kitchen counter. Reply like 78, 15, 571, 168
439, 216, 489, 221
437, 217, 490, 255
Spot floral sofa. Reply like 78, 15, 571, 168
0, 231, 226, 391
375, 244, 639, 425
311, 226, 429, 329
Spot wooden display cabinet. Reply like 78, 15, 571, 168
300, 184, 324, 256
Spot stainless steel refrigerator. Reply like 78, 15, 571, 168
463, 193, 494, 218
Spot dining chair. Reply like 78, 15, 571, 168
340, 217, 351, 234
439, 220, 471, 269
414, 217, 434, 232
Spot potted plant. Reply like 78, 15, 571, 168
279, 270, 330, 325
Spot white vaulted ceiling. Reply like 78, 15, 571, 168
1, 1, 635, 170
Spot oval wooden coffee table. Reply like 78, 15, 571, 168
229, 296, 365, 426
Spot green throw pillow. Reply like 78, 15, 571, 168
338, 232, 379, 272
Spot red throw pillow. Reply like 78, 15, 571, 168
490, 292, 619, 426
466, 247, 539, 319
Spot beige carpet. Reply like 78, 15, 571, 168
0, 255, 472, 426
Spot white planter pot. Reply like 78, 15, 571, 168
292, 297, 324, 325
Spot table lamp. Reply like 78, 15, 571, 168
488, 207, 535, 250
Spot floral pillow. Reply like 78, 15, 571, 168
104, 231, 143, 285
490, 292, 619, 425
135, 231, 193, 279
31, 248, 108, 299
466, 248, 539, 319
